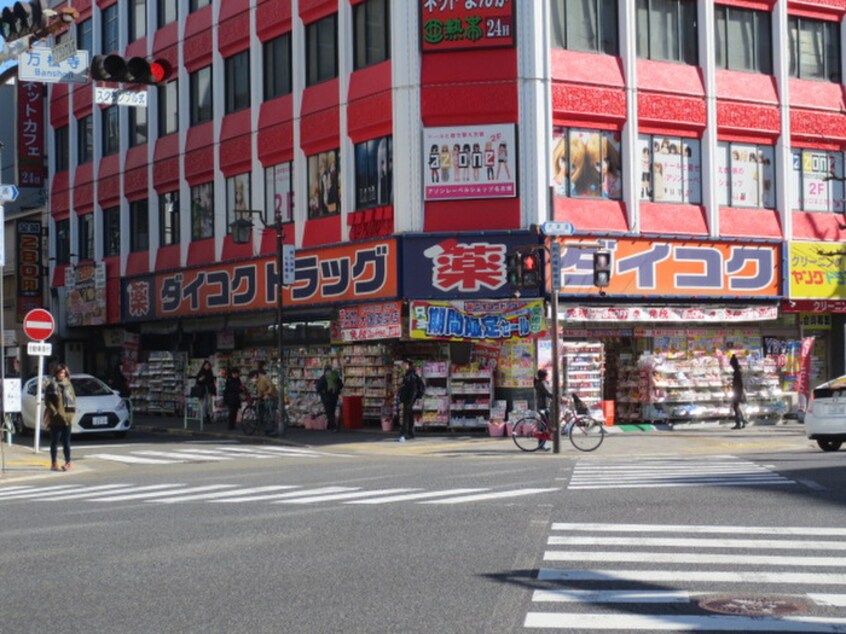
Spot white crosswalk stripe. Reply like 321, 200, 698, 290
85, 444, 330, 465
568, 455, 795, 490
522, 522, 846, 632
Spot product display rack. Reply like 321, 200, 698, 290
130, 351, 186, 415
561, 342, 604, 409
285, 345, 337, 427
417, 361, 449, 428
448, 364, 493, 429
340, 343, 393, 420
614, 353, 647, 423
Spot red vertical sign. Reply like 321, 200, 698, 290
17, 81, 45, 188
796, 336, 816, 400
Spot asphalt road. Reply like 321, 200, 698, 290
1, 424, 845, 633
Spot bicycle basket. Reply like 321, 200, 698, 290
571, 393, 590, 416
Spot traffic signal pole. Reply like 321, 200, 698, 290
547, 186, 562, 454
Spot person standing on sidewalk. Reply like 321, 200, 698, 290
45, 363, 76, 472
223, 367, 245, 431
193, 360, 217, 424
316, 365, 343, 432
397, 360, 425, 441
730, 354, 747, 429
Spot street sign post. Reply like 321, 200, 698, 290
23, 309, 55, 456
282, 244, 296, 285
18, 44, 89, 84
0, 184, 19, 202
23, 308, 55, 342
541, 221, 575, 236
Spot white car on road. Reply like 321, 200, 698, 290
805, 375, 846, 451
20, 373, 132, 437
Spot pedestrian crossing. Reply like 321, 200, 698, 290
82, 444, 336, 465
568, 455, 795, 490
523, 521, 846, 632
0, 482, 559, 507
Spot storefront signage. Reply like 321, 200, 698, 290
410, 299, 546, 341
17, 81, 44, 187
333, 301, 402, 342
67, 262, 107, 327
121, 239, 398, 321
403, 232, 539, 299
563, 305, 779, 323
787, 241, 846, 300
15, 219, 42, 321
554, 237, 780, 298
782, 299, 846, 313
423, 124, 517, 201
421, 0, 514, 52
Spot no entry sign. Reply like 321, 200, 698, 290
23, 308, 55, 342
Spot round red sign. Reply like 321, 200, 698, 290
23, 308, 55, 342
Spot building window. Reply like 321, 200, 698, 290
103, 207, 120, 257
191, 182, 214, 241
306, 14, 338, 86
790, 149, 844, 213
190, 66, 213, 125
158, 0, 178, 27
354, 0, 390, 69
54, 125, 69, 172
715, 6, 771, 74
159, 191, 180, 246
76, 18, 92, 53
717, 143, 775, 209
551, 127, 623, 200
308, 149, 340, 218
102, 3, 118, 53
550, 0, 618, 55
55, 219, 70, 265
189, 0, 210, 11
637, 134, 702, 204
789, 16, 841, 83
355, 136, 392, 210
636, 0, 697, 65
265, 162, 293, 226
129, 107, 147, 147
226, 173, 251, 235
77, 116, 92, 164
102, 106, 119, 156
225, 51, 251, 114
263, 34, 292, 101
129, 0, 146, 43
129, 199, 149, 252
78, 213, 94, 261
158, 79, 178, 136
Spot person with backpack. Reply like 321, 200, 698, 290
316, 365, 343, 432
397, 359, 425, 441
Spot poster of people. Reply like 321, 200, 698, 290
355, 136, 393, 209
191, 182, 214, 240
265, 162, 293, 223
716, 143, 775, 209
551, 127, 622, 200
423, 124, 516, 200
637, 135, 701, 204
791, 149, 844, 212
308, 149, 341, 218
227, 173, 251, 229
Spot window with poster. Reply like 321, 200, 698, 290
551, 127, 623, 200
226, 173, 251, 235
190, 182, 214, 241
637, 135, 701, 204
307, 149, 340, 218
716, 142, 775, 209
264, 162, 293, 226
355, 136, 392, 210
790, 149, 844, 213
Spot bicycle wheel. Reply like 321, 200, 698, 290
241, 405, 258, 435
568, 416, 605, 452
511, 416, 548, 452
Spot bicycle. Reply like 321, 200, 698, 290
241, 398, 277, 436
511, 394, 606, 452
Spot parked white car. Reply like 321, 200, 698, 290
20, 373, 132, 437
805, 375, 846, 452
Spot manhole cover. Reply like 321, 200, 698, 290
699, 596, 808, 617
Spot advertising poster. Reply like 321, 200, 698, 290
355, 136, 393, 209
191, 182, 214, 240
420, 0, 514, 52
227, 172, 251, 214
66, 262, 106, 326
308, 149, 340, 218
717, 143, 775, 209
638, 135, 701, 204
424, 124, 516, 201
788, 241, 846, 300
332, 301, 402, 343
794, 150, 844, 212
265, 162, 293, 223
497, 339, 535, 389
16, 219, 42, 321
557, 128, 622, 200
796, 336, 816, 400
17, 80, 44, 187
409, 299, 546, 341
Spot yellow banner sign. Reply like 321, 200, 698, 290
788, 241, 846, 300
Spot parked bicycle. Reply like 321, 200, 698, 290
241, 397, 277, 436
511, 394, 606, 452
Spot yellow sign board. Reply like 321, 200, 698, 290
788, 241, 846, 300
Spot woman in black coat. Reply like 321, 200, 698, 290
194, 360, 216, 423
222, 367, 245, 431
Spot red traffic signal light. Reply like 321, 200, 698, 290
521, 253, 541, 288
90, 55, 173, 85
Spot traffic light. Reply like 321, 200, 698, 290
521, 252, 541, 288
507, 249, 542, 290
0, 1, 46, 42
90, 55, 173, 85
593, 249, 612, 288
506, 252, 522, 288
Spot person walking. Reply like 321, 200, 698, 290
193, 360, 217, 424
222, 367, 245, 431
730, 354, 747, 429
45, 363, 76, 472
533, 369, 553, 416
397, 360, 424, 441
316, 365, 343, 432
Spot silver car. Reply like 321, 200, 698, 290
20, 373, 132, 438
804, 375, 846, 452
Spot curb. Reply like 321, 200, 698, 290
134, 424, 308, 447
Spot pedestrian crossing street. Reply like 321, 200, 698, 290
82, 444, 337, 465
0, 482, 559, 507
524, 522, 846, 632
568, 455, 796, 490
